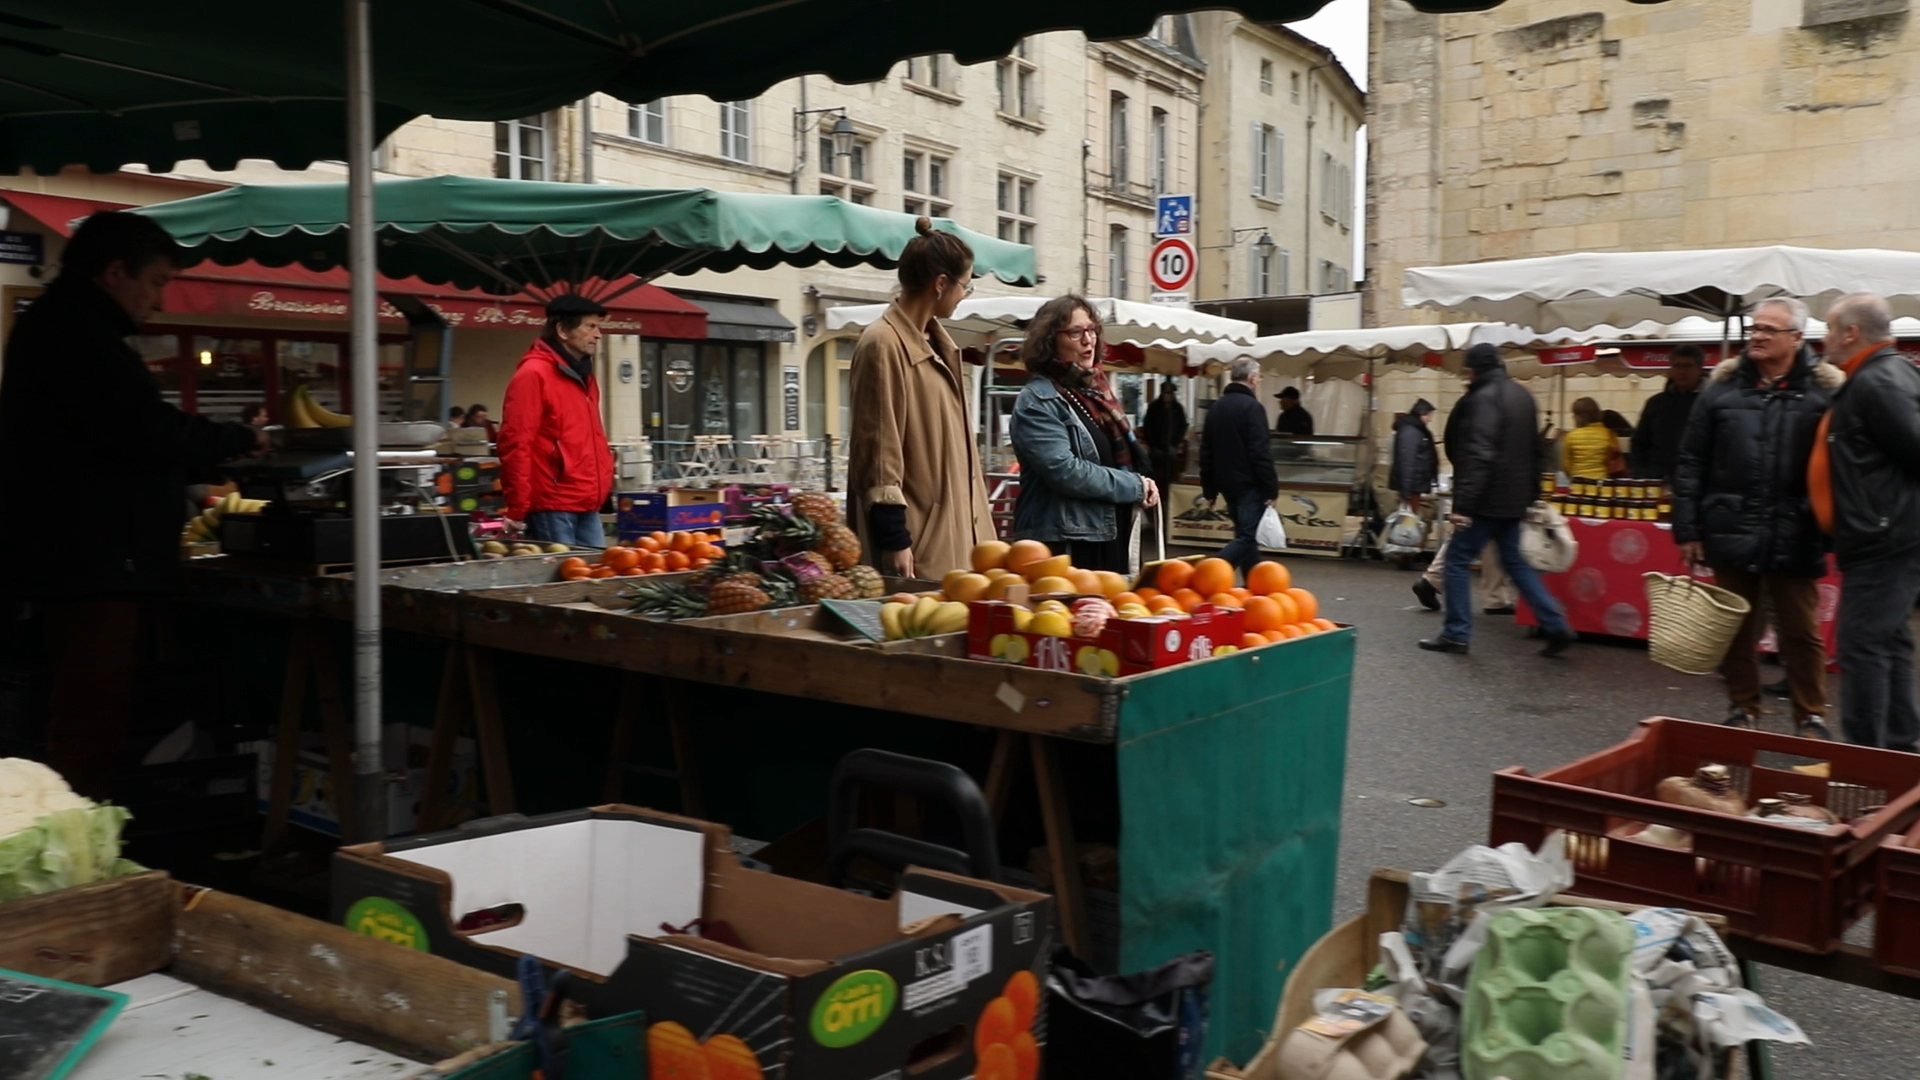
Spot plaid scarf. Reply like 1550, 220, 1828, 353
1037, 358, 1134, 471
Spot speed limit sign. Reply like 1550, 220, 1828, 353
1149, 237, 1196, 292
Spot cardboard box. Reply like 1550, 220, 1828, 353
333, 805, 1053, 1080
967, 599, 1247, 675
722, 482, 790, 522
256, 724, 479, 839
617, 490, 726, 536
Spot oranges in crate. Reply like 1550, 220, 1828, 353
1140, 557, 1332, 643
558, 530, 722, 581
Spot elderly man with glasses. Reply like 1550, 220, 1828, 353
1672, 298, 1844, 739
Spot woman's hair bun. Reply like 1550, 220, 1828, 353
914, 215, 935, 236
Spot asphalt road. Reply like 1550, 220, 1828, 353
1284, 553, 1920, 1079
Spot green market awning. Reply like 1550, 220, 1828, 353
131, 177, 1037, 290
0, 1, 1518, 173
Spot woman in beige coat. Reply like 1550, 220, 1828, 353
848, 218, 993, 579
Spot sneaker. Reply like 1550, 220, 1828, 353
1539, 629, 1577, 658
1418, 635, 1470, 654
1722, 708, 1756, 730
1411, 579, 1440, 611
1795, 716, 1834, 741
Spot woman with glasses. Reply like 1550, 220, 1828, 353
847, 217, 993, 579
1007, 295, 1159, 573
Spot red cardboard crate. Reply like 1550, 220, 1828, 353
965, 599, 1245, 676
1875, 818, 1920, 975
1490, 717, 1920, 953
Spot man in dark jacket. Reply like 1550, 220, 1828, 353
1141, 379, 1189, 503
1630, 343, 1704, 481
1673, 297, 1839, 739
0, 212, 262, 796
1420, 344, 1574, 656
1816, 293, 1920, 751
1390, 398, 1438, 513
1272, 386, 1314, 435
1200, 357, 1278, 577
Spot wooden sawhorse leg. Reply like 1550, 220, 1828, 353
262, 620, 356, 848
417, 642, 516, 835
1029, 733, 1093, 961
602, 674, 706, 817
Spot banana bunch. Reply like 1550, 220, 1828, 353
183, 490, 269, 543
281, 384, 352, 429
880, 596, 968, 640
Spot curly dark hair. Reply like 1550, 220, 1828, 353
1019, 295, 1103, 374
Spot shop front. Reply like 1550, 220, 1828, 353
638, 295, 795, 471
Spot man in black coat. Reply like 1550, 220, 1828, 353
1818, 293, 1920, 751
1420, 344, 1575, 657
1199, 357, 1278, 578
1389, 398, 1437, 513
1630, 343, 1704, 481
0, 212, 263, 796
1672, 297, 1839, 740
1141, 379, 1189, 505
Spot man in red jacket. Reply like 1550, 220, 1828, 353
499, 294, 614, 548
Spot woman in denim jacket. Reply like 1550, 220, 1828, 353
1009, 296, 1159, 572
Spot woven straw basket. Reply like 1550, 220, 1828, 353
1643, 572, 1752, 675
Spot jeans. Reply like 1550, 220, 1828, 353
1216, 491, 1267, 578
525, 510, 605, 549
1713, 566, 1825, 725
1441, 517, 1569, 643
1837, 553, 1920, 751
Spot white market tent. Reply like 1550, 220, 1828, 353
1401, 245, 1920, 331
823, 295, 1258, 350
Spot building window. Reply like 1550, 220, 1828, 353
629, 100, 667, 145
997, 173, 1036, 245
904, 150, 952, 218
821, 137, 875, 204
1278, 248, 1292, 295
1109, 93, 1130, 189
997, 40, 1036, 118
719, 100, 751, 163
1321, 152, 1351, 224
905, 55, 949, 90
1290, 71, 1302, 104
1259, 60, 1274, 95
1319, 260, 1350, 293
1109, 226, 1130, 299
494, 115, 548, 180
1250, 245, 1273, 296
1151, 108, 1170, 195
1252, 124, 1282, 199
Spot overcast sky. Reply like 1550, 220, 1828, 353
1287, 0, 1368, 273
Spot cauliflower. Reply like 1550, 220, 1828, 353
0, 759, 134, 901
0, 758, 90, 837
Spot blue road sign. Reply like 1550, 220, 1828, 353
1155, 194, 1193, 238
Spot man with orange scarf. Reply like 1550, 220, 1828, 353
1812, 293, 1920, 752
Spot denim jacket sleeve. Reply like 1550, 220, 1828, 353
1010, 383, 1145, 504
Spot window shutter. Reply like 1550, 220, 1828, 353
1275, 132, 1286, 199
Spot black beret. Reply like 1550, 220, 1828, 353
546, 293, 609, 318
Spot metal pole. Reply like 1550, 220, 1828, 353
346, 0, 385, 843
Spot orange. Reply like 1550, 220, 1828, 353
1003, 969, 1041, 1029
689, 558, 711, 570
1005, 539, 1053, 577
559, 557, 588, 572
603, 547, 640, 571
1293, 621, 1319, 635
1029, 575, 1075, 595
1286, 587, 1318, 622
984, 576, 1026, 601
944, 572, 993, 602
648, 1020, 708, 1080
1009, 1031, 1040, 1080
1067, 568, 1104, 594
636, 535, 662, 553
1313, 617, 1337, 631
1243, 595, 1283, 632
972, 540, 1012, 572
1269, 591, 1300, 624
1248, 560, 1291, 594
1095, 570, 1131, 597
665, 551, 690, 571
975, 996, 1021, 1058
560, 564, 592, 580
618, 566, 644, 576
1261, 629, 1288, 643
641, 552, 666, 572
591, 565, 616, 578
1207, 592, 1244, 609
1279, 623, 1304, 639
1147, 595, 1183, 614
1022, 554, 1073, 583
1170, 587, 1203, 612
1134, 586, 1161, 602
1241, 632, 1268, 649
1190, 557, 1235, 598
1111, 591, 1144, 608
1229, 586, 1253, 602
976, 1042, 1019, 1080
649, 531, 668, 545
1154, 559, 1195, 592
670, 532, 694, 552
704, 1033, 763, 1080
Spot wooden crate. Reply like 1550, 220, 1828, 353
0, 870, 174, 987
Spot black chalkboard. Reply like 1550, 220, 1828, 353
0, 968, 127, 1080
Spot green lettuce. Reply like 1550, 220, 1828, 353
0, 803, 134, 900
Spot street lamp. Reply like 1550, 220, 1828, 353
793, 106, 855, 160
1252, 230, 1277, 261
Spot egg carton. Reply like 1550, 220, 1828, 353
1461, 906, 1633, 1080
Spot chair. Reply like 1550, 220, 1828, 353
827, 748, 1000, 896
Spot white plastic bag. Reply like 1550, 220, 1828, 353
1381, 508, 1428, 555
1257, 505, 1288, 549
1519, 499, 1578, 573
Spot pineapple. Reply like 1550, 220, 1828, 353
624, 580, 708, 620
801, 572, 858, 602
707, 577, 771, 615
748, 504, 820, 557
790, 490, 843, 526
842, 564, 886, 599
813, 521, 862, 571
794, 551, 834, 577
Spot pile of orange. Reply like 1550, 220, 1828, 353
974, 969, 1042, 1080
558, 531, 725, 580
1146, 557, 1335, 646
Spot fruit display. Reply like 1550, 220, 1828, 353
182, 490, 270, 544
561, 531, 726, 580
478, 540, 572, 559
280, 383, 354, 429
623, 494, 891, 619
880, 595, 970, 640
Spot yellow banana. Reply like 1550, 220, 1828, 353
301, 386, 353, 428
283, 385, 319, 428
880, 602, 906, 641
909, 595, 941, 637
925, 601, 969, 635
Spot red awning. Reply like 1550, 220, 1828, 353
0, 189, 708, 339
